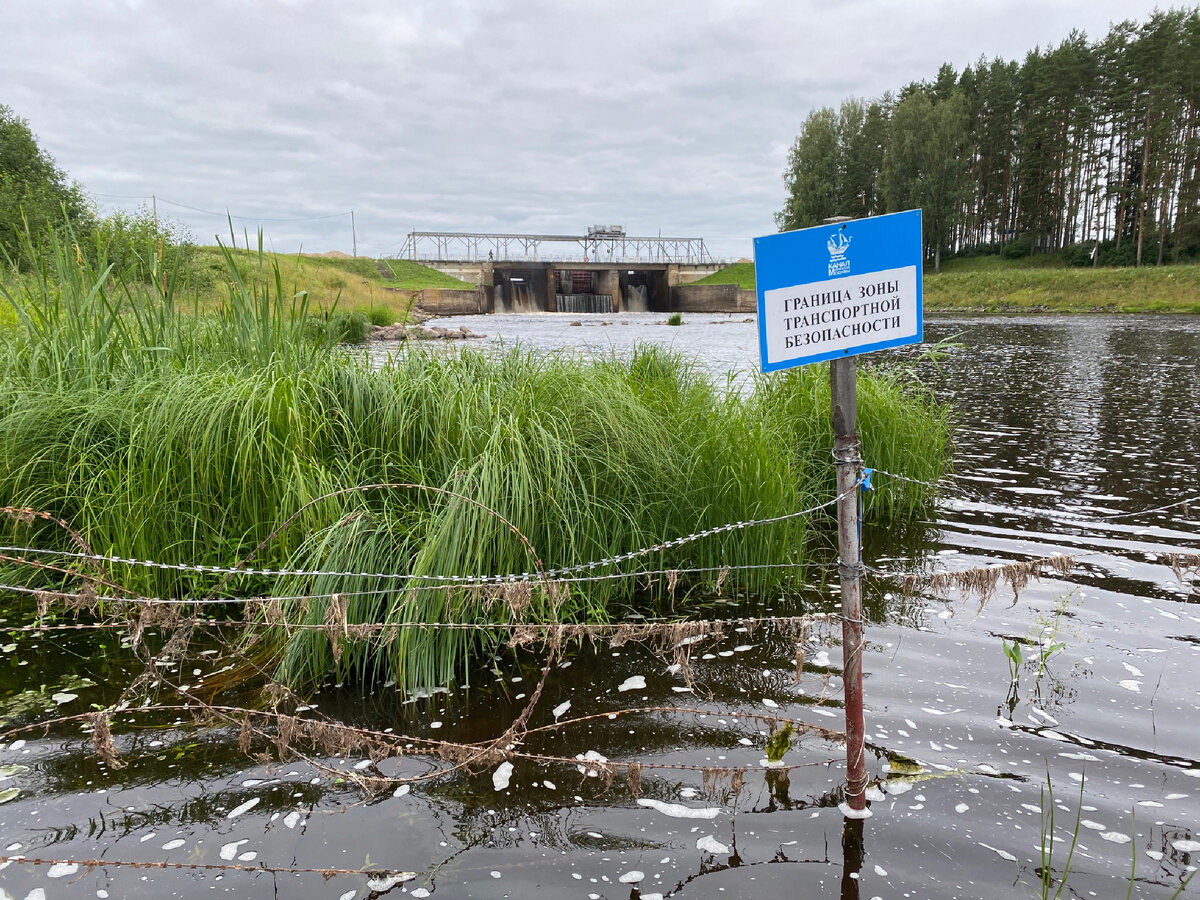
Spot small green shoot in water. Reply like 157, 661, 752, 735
765, 723, 795, 763
1002, 637, 1023, 679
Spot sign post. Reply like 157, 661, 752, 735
753, 210, 923, 814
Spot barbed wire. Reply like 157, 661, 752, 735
4, 470, 1193, 606
0, 855, 414, 880
0, 465, 1195, 892
0, 610, 839, 635
0, 489, 848, 587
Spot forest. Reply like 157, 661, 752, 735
777, 8, 1200, 271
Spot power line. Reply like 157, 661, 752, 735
91, 193, 353, 224
155, 196, 352, 223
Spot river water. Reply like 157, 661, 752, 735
2, 313, 1198, 899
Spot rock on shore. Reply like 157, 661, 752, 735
370, 322, 486, 342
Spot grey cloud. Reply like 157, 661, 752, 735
3, 0, 1168, 258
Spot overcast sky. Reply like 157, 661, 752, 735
3, 0, 1176, 259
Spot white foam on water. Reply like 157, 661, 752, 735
226, 797, 260, 819
618, 870, 644, 883
1101, 832, 1132, 844
492, 761, 513, 791
978, 842, 1017, 861
618, 676, 646, 692
220, 839, 248, 860
552, 701, 571, 719
47, 862, 79, 878
637, 798, 720, 819
576, 750, 609, 777
838, 802, 873, 819
696, 835, 729, 854
161, 839, 186, 850
366, 874, 414, 891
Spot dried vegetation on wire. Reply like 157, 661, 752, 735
0, 228, 951, 693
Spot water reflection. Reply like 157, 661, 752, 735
4, 314, 1200, 898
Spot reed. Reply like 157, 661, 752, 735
0, 234, 952, 691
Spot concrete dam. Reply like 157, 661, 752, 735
391, 227, 756, 316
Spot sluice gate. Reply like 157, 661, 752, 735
555, 293, 614, 314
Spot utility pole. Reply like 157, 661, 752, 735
831, 355, 867, 813
351, 210, 357, 258
823, 214, 867, 815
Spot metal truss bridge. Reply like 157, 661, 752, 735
394, 227, 714, 265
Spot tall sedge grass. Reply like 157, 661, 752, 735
0, 232, 952, 691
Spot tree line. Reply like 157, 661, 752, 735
777, 8, 1200, 270
1, 103, 191, 279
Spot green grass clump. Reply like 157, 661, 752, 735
373, 258, 476, 290
688, 262, 756, 290
0, 231, 952, 692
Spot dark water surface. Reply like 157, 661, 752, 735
2, 314, 1199, 899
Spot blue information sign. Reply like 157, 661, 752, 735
753, 209, 923, 373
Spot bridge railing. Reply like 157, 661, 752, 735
392, 231, 718, 265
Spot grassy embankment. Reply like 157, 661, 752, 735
0, 245, 475, 332
0, 236, 951, 691
694, 256, 1200, 313
187, 247, 475, 324
689, 262, 756, 289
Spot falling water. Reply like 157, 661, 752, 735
556, 293, 613, 314
623, 284, 648, 313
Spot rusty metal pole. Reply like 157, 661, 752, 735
831, 355, 868, 813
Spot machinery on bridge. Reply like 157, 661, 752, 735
394, 226, 714, 265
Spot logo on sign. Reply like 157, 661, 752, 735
827, 231, 851, 276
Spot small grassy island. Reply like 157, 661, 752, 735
0, 236, 951, 691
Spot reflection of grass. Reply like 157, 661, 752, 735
1034, 772, 1199, 900
1037, 769, 1084, 900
